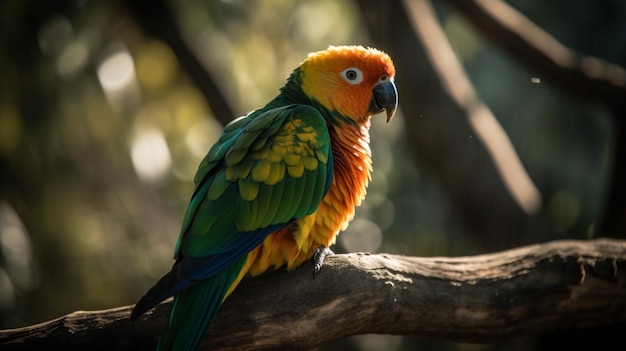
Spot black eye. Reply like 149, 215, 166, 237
380, 75, 388, 81
341, 67, 363, 84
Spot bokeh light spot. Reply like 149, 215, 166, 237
547, 191, 580, 231
131, 126, 172, 182
98, 50, 136, 93
135, 40, 177, 92
0, 104, 22, 156
57, 40, 89, 78
340, 219, 382, 253
38, 14, 73, 57
0, 202, 38, 291
186, 117, 222, 159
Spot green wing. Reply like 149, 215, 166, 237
175, 103, 332, 259
132, 103, 333, 351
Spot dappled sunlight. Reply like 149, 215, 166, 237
135, 40, 178, 94
98, 49, 135, 92
289, 0, 359, 45
0, 202, 39, 326
442, 13, 483, 61
187, 0, 365, 113
0, 104, 21, 156
185, 117, 222, 159
130, 125, 172, 182
547, 190, 581, 232
56, 38, 89, 78
361, 193, 396, 232
97, 46, 141, 114
232, 35, 279, 109
0, 202, 39, 300
38, 14, 73, 57
339, 218, 383, 254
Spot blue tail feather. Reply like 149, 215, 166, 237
131, 223, 286, 321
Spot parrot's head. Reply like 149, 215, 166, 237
297, 45, 397, 125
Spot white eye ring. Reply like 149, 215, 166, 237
340, 68, 363, 85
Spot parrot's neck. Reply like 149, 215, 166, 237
278, 69, 314, 107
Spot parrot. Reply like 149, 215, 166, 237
130, 45, 397, 351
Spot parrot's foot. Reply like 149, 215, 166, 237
312, 245, 334, 279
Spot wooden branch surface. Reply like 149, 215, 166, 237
1, 239, 625, 350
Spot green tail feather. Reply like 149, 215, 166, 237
157, 257, 246, 351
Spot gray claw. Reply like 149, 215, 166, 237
312, 245, 334, 279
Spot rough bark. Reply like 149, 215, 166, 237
1, 239, 625, 350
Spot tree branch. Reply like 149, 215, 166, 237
401, 0, 542, 216
441, 0, 626, 107
356, 0, 550, 249
440, 0, 626, 239
1, 239, 625, 350
124, 0, 236, 126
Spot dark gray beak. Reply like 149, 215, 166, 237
368, 79, 398, 122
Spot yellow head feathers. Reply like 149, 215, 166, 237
299, 45, 397, 124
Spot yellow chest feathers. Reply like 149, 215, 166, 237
246, 122, 372, 276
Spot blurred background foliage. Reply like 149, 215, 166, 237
0, 0, 624, 350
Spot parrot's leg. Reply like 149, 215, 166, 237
312, 244, 334, 278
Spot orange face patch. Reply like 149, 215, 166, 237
300, 46, 395, 124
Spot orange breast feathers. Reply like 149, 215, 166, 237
246, 121, 372, 276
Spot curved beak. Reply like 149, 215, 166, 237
368, 79, 398, 122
